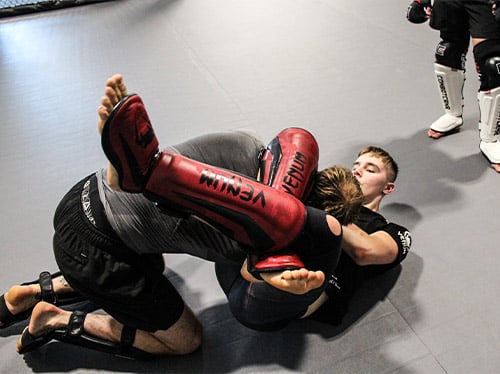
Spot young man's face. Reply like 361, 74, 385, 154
352, 152, 393, 203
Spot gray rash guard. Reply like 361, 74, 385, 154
96, 130, 265, 263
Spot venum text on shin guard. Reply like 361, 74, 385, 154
199, 169, 266, 207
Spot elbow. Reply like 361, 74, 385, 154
350, 248, 371, 266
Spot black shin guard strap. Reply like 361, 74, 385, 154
120, 325, 136, 347
67, 310, 86, 336
38, 271, 57, 304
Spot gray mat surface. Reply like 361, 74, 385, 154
1, 1, 499, 373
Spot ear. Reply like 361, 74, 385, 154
382, 182, 395, 195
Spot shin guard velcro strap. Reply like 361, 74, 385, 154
56, 311, 154, 360
247, 253, 305, 280
37, 271, 57, 304
34, 271, 86, 306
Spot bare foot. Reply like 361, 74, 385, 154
16, 302, 70, 352
427, 128, 446, 139
97, 74, 128, 134
1, 275, 76, 328
261, 268, 325, 295
1, 285, 39, 327
97, 74, 128, 190
491, 163, 500, 173
427, 126, 463, 139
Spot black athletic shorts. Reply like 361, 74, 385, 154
431, 0, 500, 40
52, 174, 185, 332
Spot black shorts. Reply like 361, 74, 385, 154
431, 0, 500, 40
52, 174, 185, 332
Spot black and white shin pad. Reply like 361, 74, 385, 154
478, 86, 500, 163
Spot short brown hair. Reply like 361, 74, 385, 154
306, 165, 363, 225
357, 146, 398, 182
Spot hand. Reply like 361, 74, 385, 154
490, 0, 500, 22
406, 1, 432, 24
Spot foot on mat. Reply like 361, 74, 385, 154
18, 308, 153, 360
0, 271, 85, 329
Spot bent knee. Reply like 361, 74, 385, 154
156, 305, 203, 355
176, 318, 203, 355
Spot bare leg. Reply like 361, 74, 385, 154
1, 275, 75, 327
17, 302, 202, 356
97, 74, 128, 190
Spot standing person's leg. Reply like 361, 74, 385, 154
473, 38, 500, 172
427, 0, 469, 138
468, 1, 500, 172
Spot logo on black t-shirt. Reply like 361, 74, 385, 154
398, 230, 411, 255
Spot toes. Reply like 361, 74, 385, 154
100, 95, 114, 112
97, 104, 111, 134
104, 87, 120, 106
491, 163, 500, 173
116, 80, 127, 98
98, 74, 128, 134
427, 129, 440, 139
106, 74, 127, 102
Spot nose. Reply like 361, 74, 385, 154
352, 167, 361, 177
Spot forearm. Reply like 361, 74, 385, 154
341, 224, 398, 266
341, 224, 369, 264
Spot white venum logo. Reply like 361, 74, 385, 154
398, 230, 411, 255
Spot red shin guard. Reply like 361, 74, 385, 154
101, 94, 160, 193
145, 151, 306, 252
248, 254, 306, 275
249, 128, 319, 277
101, 95, 307, 253
258, 127, 319, 200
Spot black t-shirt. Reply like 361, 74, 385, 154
309, 206, 411, 325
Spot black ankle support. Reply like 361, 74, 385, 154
53, 311, 153, 360
37, 272, 57, 304
120, 325, 136, 347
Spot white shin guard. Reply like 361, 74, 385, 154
478, 86, 500, 163
430, 63, 465, 133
